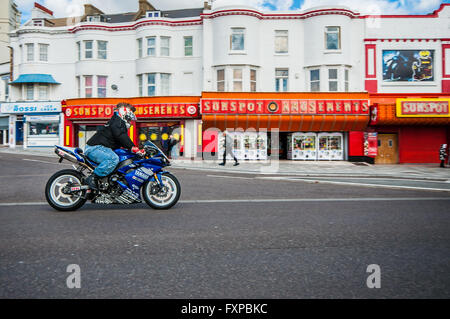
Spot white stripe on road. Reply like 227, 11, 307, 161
207, 174, 254, 180
22, 158, 71, 166
1, 197, 450, 207
257, 177, 450, 192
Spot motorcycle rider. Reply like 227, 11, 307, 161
84, 102, 145, 190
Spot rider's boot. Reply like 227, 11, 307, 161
85, 173, 99, 190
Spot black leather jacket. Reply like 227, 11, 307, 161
87, 113, 135, 150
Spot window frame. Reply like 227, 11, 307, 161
184, 36, 193, 57
230, 28, 245, 52
84, 40, 93, 59
160, 36, 170, 57
310, 69, 320, 92
250, 69, 257, 92
275, 68, 289, 92
233, 68, 243, 92
217, 69, 225, 92
84, 75, 93, 98
328, 68, 338, 92
160, 73, 171, 96
147, 37, 156, 56
325, 26, 341, 50
26, 43, 34, 62
38, 83, 49, 100
147, 73, 156, 96
97, 75, 107, 98
137, 38, 143, 58
274, 30, 288, 54
25, 83, 34, 100
38, 43, 48, 62
97, 40, 107, 60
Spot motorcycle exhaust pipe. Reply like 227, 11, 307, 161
55, 148, 79, 164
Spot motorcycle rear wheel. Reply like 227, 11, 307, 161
45, 169, 87, 211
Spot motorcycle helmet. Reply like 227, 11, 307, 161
116, 102, 136, 128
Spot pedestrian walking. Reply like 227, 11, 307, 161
439, 144, 448, 168
167, 134, 180, 159
219, 131, 239, 166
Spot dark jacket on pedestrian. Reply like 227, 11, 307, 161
87, 113, 135, 150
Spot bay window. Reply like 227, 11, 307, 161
275, 69, 289, 92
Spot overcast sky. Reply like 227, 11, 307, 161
15, 0, 450, 23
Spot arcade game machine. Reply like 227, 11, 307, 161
288, 132, 318, 160
255, 132, 268, 160
317, 132, 344, 160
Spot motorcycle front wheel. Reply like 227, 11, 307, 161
142, 173, 181, 210
45, 169, 87, 211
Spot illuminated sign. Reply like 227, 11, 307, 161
64, 104, 199, 119
201, 99, 370, 115
0, 102, 61, 114
396, 99, 450, 117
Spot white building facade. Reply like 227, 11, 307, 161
2, 1, 449, 161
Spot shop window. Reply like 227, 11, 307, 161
250, 69, 257, 92
147, 37, 156, 56
275, 69, 289, 92
184, 36, 193, 56
84, 40, 93, 59
147, 73, 156, 96
325, 26, 340, 50
328, 69, 338, 92
39, 43, 48, 62
310, 69, 320, 92
233, 69, 243, 92
217, 69, 225, 92
160, 36, 170, 56
97, 41, 107, 59
26, 43, 34, 62
39, 84, 49, 100
137, 38, 142, 58
25, 83, 34, 100
160, 73, 171, 95
84, 75, 93, 98
275, 30, 288, 54
230, 28, 245, 51
97, 76, 107, 97
29, 122, 59, 136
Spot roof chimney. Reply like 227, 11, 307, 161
134, 0, 157, 20
31, 2, 53, 19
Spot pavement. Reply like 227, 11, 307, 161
2, 146, 450, 181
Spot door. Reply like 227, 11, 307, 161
375, 134, 398, 164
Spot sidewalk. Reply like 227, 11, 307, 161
1, 146, 449, 180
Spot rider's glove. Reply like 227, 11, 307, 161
131, 146, 146, 157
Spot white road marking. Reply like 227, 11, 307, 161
257, 177, 450, 192
23, 158, 71, 166
207, 174, 254, 180
1, 197, 450, 207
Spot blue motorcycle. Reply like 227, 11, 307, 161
45, 141, 181, 211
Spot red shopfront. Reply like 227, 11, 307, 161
369, 94, 450, 164
63, 97, 201, 158
200, 92, 371, 161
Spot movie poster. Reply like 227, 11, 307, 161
382, 50, 434, 82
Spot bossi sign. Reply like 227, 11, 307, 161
201, 99, 370, 115
64, 103, 199, 119
396, 99, 450, 117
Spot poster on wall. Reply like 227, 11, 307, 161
364, 132, 378, 157
382, 50, 434, 82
